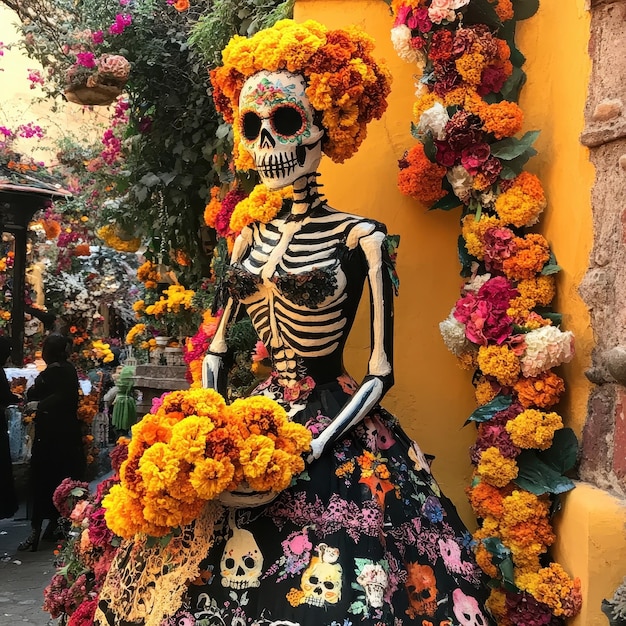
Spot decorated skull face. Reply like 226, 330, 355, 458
220, 526, 264, 589
357, 563, 389, 608
452, 588, 488, 626
299, 558, 343, 607
404, 562, 438, 618
238, 70, 324, 190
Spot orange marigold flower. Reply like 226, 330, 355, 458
502, 233, 551, 281
474, 543, 499, 578
173, 0, 189, 10
455, 51, 486, 86
461, 214, 502, 259
467, 481, 506, 519
495, 172, 546, 227
514, 371, 565, 409
516, 275, 556, 307
491, 0, 515, 22
397, 144, 447, 204
474, 377, 499, 406
480, 100, 524, 139
204, 187, 222, 228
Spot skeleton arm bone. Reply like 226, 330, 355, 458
308, 227, 394, 461
202, 228, 252, 394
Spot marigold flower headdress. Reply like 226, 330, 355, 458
210, 19, 392, 166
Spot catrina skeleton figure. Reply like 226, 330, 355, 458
97, 19, 496, 626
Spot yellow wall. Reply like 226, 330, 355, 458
295, 0, 596, 523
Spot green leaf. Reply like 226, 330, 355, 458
490, 130, 540, 160
513, 0, 540, 21
541, 263, 562, 275
465, 394, 513, 425
429, 193, 461, 212
423, 133, 437, 162
482, 537, 518, 591
463, 0, 502, 29
139, 173, 161, 187
500, 66, 527, 102
457, 235, 474, 278
536, 428, 579, 474
159, 171, 177, 186
514, 450, 576, 495
534, 308, 563, 326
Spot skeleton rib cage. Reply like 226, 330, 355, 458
236, 209, 365, 384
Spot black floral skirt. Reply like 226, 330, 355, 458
164, 378, 495, 626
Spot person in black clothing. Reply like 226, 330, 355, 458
0, 336, 19, 519
18, 334, 86, 551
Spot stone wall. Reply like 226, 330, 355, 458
578, 0, 626, 494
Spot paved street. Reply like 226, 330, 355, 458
0, 503, 58, 626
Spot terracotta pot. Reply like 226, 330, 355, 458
64, 84, 122, 106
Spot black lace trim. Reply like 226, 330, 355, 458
272, 266, 338, 307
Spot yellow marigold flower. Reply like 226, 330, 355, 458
413, 91, 438, 123
531, 563, 581, 617
458, 351, 478, 370
474, 377, 498, 406
477, 344, 521, 386
501, 489, 549, 526
240, 434, 275, 480
102, 484, 149, 539
455, 51, 486, 86
476, 446, 518, 487
509, 542, 544, 571
138, 443, 181, 494
506, 408, 563, 449
125, 323, 146, 345
462, 214, 502, 259
495, 172, 547, 228
230, 184, 292, 233
169, 415, 217, 464
517, 275, 556, 307
485, 588, 509, 624
190, 457, 235, 500
247, 449, 298, 492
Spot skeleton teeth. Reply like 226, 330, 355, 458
259, 153, 298, 179
304, 596, 325, 607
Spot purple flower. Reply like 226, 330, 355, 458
422, 495, 445, 523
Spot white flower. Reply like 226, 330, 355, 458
440, 310, 472, 356
428, 0, 457, 24
520, 326, 575, 377
446, 165, 474, 203
418, 102, 449, 140
463, 273, 492, 293
391, 25, 421, 64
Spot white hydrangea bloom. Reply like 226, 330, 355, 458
446, 165, 474, 203
439, 310, 472, 356
520, 326, 575, 377
418, 102, 449, 140
391, 26, 421, 64
463, 273, 492, 293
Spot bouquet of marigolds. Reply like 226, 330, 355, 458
102, 389, 311, 538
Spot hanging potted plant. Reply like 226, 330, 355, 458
64, 53, 131, 106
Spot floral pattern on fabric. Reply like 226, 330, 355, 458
158, 374, 494, 626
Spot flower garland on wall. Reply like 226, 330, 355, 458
389, 0, 582, 623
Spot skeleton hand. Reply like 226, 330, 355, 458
306, 375, 386, 463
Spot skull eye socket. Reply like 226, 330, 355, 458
242, 111, 263, 141
243, 556, 256, 569
272, 105, 306, 137
224, 557, 235, 570
323, 581, 335, 590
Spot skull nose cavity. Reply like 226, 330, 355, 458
260, 128, 275, 149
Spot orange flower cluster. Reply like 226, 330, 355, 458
210, 19, 391, 165
136, 260, 161, 290
102, 389, 311, 538
77, 390, 99, 425
502, 233, 551, 281
397, 144, 447, 203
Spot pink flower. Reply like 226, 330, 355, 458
283, 376, 316, 402
483, 226, 516, 272
109, 13, 132, 35
283, 531, 312, 556
460, 143, 491, 174
454, 277, 518, 345
91, 30, 104, 44
76, 52, 96, 68
434, 140, 459, 167
428, 0, 457, 24
252, 340, 269, 362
